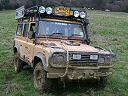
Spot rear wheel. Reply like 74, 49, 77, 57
14, 53, 24, 73
33, 62, 51, 91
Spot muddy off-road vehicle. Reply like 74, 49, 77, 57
13, 6, 114, 90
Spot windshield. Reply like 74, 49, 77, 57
38, 21, 85, 39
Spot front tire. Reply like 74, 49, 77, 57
97, 77, 108, 89
14, 53, 23, 73
33, 62, 51, 91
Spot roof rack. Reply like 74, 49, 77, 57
16, 6, 25, 20
15, 6, 87, 22
16, 6, 39, 20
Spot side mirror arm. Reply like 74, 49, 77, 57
83, 20, 90, 45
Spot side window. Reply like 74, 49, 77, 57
28, 23, 36, 39
30, 23, 36, 32
23, 24, 29, 37
17, 24, 23, 36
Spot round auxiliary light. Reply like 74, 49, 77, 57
39, 6, 45, 13
74, 11, 80, 17
46, 7, 53, 14
80, 12, 86, 18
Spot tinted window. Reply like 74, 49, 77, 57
17, 24, 23, 36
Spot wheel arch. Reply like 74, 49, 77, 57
13, 44, 21, 54
33, 52, 47, 71
13, 47, 17, 54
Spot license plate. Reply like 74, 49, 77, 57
73, 54, 81, 60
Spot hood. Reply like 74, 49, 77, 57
41, 40, 100, 53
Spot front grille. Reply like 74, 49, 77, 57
69, 52, 98, 66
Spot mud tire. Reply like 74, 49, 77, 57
97, 77, 107, 89
33, 62, 51, 91
14, 53, 24, 73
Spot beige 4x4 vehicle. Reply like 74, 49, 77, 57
13, 6, 114, 90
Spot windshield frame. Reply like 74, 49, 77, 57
36, 19, 87, 40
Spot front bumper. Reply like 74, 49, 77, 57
47, 66, 112, 80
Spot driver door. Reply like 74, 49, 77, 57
25, 22, 36, 64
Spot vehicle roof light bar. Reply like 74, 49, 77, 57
15, 6, 87, 20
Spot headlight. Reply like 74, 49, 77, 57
90, 55, 98, 60
98, 55, 113, 64
98, 57, 105, 63
39, 6, 45, 13
46, 7, 53, 14
74, 11, 80, 17
80, 12, 86, 18
105, 55, 112, 63
50, 53, 66, 66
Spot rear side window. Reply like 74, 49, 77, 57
23, 24, 29, 37
30, 23, 36, 32
17, 24, 23, 36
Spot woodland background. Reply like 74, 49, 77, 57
0, 0, 128, 12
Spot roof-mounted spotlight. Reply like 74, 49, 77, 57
39, 6, 45, 13
74, 11, 80, 17
80, 12, 86, 18
46, 7, 53, 14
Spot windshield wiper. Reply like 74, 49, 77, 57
50, 33, 63, 36
68, 34, 83, 40
36, 33, 64, 39
72, 34, 82, 36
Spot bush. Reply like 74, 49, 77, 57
1, 0, 10, 9
0, 3, 2, 10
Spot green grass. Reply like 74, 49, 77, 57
0, 10, 128, 96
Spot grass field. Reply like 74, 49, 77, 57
0, 10, 128, 96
